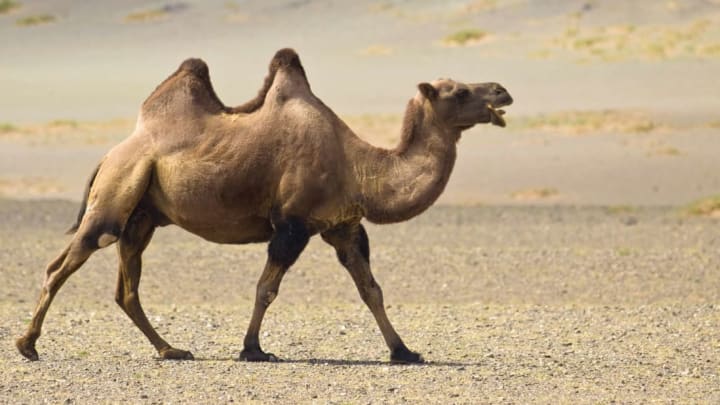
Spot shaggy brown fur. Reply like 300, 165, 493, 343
16, 48, 512, 364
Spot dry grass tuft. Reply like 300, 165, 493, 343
546, 17, 720, 62
648, 145, 681, 157
0, 122, 17, 133
125, 8, 168, 23
16, 14, 55, 26
464, 0, 497, 13
513, 110, 662, 135
606, 205, 637, 215
0, 176, 66, 197
47, 119, 79, 128
0, 118, 134, 145
223, 1, 249, 22
685, 195, 720, 217
125, 3, 188, 23
443, 28, 488, 46
0, 0, 19, 14
511, 187, 559, 201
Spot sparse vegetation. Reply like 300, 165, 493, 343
0, 176, 65, 196
15, 14, 55, 26
224, 0, 240, 11
48, 119, 79, 128
685, 195, 720, 217
649, 145, 681, 157
0, 118, 133, 145
546, 17, 720, 62
513, 110, 662, 135
606, 205, 637, 215
464, 0, 497, 13
511, 187, 559, 201
0, 0, 19, 14
443, 28, 487, 46
616, 247, 634, 256
0, 122, 16, 133
125, 3, 188, 23
125, 8, 168, 22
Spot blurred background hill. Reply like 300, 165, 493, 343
1, 0, 719, 205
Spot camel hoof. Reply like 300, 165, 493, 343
239, 348, 279, 362
16, 338, 39, 361
159, 347, 194, 360
390, 346, 424, 364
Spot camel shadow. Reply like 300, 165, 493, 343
189, 356, 482, 367
282, 358, 482, 367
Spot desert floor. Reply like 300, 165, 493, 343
1, 201, 719, 403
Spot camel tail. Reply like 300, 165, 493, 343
65, 162, 101, 235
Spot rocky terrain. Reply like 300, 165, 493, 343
2, 200, 718, 403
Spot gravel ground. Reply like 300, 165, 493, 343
1, 200, 719, 403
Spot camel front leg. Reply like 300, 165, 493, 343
240, 217, 309, 362
322, 223, 424, 364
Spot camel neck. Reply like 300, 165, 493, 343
357, 99, 458, 224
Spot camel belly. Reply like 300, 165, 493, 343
147, 159, 275, 244
148, 191, 274, 244
175, 215, 273, 244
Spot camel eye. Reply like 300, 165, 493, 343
455, 88, 470, 101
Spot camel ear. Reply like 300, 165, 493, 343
418, 82, 438, 101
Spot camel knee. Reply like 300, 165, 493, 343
122, 291, 139, 309
258, 290, 277, 307
358, 279, 383, 305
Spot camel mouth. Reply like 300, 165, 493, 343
486, 103, 507, 127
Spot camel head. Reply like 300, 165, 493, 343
417, 78, 513, 130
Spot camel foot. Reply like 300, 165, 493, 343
159, 347, 194, 360
16, 337, 39, 361
390, 346, 424, 364
239, 348, 279, 362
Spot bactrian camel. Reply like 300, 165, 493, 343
16, 48, 512, 364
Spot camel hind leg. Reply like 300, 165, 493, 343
17, 152, 154, 361
16, 219, 109, 360
115, 210, 193, 360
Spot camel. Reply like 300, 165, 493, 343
16, 48, 513, 364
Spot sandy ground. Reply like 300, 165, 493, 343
1, 200, 720, 403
